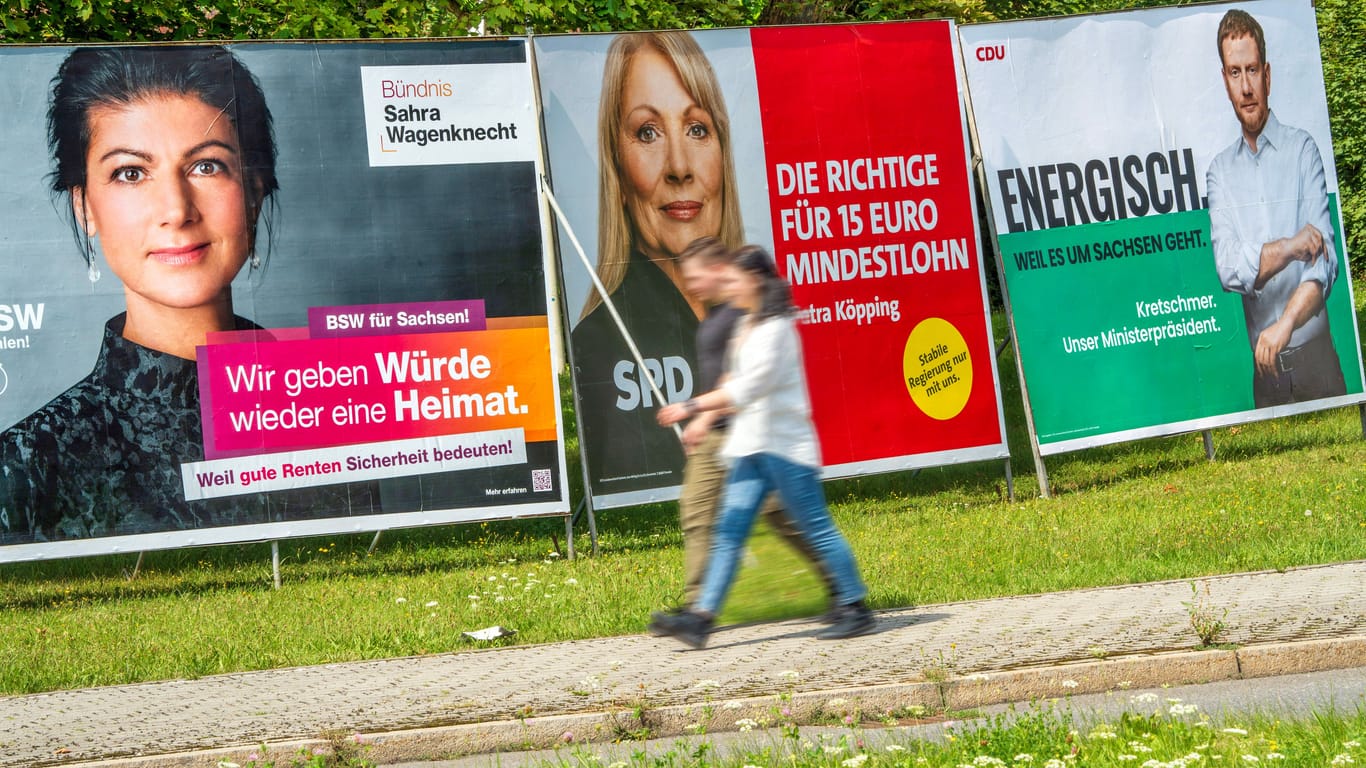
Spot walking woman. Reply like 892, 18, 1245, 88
654, 245, 874, 648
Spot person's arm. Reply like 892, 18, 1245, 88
1208, 159, 1266, 295
658, 320, 790, 426
1293, 134, 1336, 298
1208, 155, 1323, 293
657, 386, 732, 427
1254, 279, 1324, 377
679, 407, 718, 452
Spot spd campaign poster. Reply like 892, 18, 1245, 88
536, 22, 1009, 508
961, 0, 1366, 456
0, 41, 568, 562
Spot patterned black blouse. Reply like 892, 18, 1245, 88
0, 314, 375, 544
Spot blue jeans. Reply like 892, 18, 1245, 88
695, 452, 867, 615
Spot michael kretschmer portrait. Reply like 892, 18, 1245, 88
1206, 8, 1347, 408
0, 46, 375, 544
570, 31, 746, 494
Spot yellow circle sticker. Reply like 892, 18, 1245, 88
903, 317, 972, 421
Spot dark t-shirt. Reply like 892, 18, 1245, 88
696, 302, 745, 432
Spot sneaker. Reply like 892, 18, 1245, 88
816, 601, 875, 640
646, 606, 685, 636
650, 610, 713, 649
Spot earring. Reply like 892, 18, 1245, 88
250, 253, 262, 270
86, 243, 101, 284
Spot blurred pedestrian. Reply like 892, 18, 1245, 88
649, 237, 835, 631
654, 245, 874, 649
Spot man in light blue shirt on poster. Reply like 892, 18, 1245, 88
1206, 8, 1346, 408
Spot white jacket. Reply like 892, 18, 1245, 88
721, 314, 821, 468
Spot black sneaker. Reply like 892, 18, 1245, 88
650, 610, 713, 649
646, 606, 686, 636
816, 601, 875, 640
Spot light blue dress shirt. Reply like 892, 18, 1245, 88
1206, 110, 1336, 350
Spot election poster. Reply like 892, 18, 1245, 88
0, 41, 568, 562
961, 0, 1366, 456
536, 22, 1009, 508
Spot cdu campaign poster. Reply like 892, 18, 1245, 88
961, 0, 1366, 455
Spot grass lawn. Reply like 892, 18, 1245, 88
531, 700, 1366, 768
0, 286, 1363, 695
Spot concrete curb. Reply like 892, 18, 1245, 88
76, 634, 1366, 768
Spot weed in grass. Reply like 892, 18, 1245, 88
227, 732, 374, 767
1183, 581, 1230, 648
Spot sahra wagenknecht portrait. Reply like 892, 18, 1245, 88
0, 41, 566, 556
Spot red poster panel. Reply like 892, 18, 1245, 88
751, 23, 1005, 471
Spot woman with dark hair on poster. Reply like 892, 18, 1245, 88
0, 46, 370, 542
653, 246, 876, 649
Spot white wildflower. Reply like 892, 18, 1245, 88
1265, 754, 1285, 761
886, 745, 906, 752
828, 698, 849, 708
394, 597, 407, 604
1119, 756, 1138, 762
1222, 728, 1249, 736
695, 679, 721, 691
1062, 680, 1079, 689
843, 755, 869, 768
425, 600, 439, 608
1242, 756, 1259, 763
736, 718, 759, 732
1014, 754, 1034, 763
1331, 755, 1355, 766
1131, 693, 1160, 704
722, 701, 743, 710
1348, 742, 1363, 750
564, 578, 579, 585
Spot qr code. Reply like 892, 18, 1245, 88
531, 468, 553, 492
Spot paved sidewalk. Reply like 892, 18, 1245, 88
4, 562, 1366, 767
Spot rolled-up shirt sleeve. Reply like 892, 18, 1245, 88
1207, 156, 1263, 297
1296, 134, 1336, 297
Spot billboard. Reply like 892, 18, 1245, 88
961, 0, 1366, 456
536, 22, 1010, 508
0, 41, 568, 562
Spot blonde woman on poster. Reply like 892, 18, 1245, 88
571, 31, 746, 493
